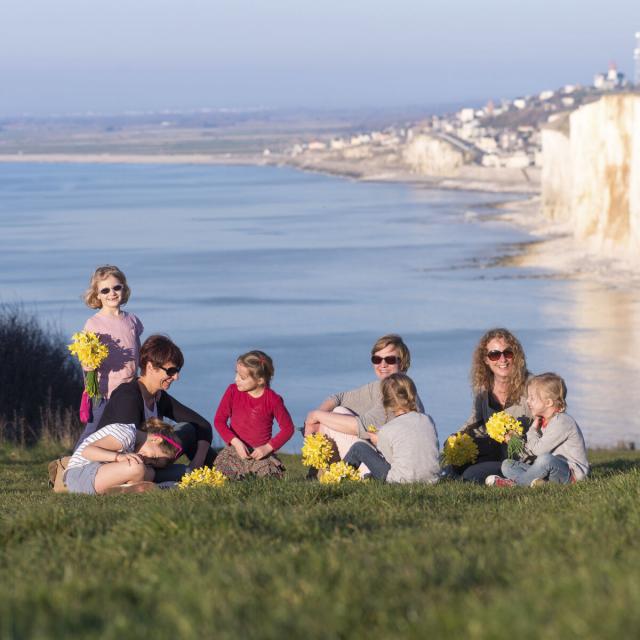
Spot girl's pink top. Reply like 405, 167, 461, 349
213, 384, 295, 452
83, 311, 144, 399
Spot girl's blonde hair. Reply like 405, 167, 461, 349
84, 265, 131, 309
371, 334, 411, 372
237, 350, 274, 386
527, 373, 567, 412
382, 373, 418, 415
470, 328, 529, 405
141, 417, 183, 459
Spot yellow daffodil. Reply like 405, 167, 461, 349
68, 331, 109, 399
178, 466, 228, 488
301, 433, 334, 470
442, 432, 479, 467
319, 461, 362, 484
485, 411, 523, 443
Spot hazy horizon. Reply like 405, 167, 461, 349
1, 0, 639, 117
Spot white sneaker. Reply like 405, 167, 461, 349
485, 475, 516, 487
530, 477, 548, 488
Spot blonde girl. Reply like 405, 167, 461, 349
74, 265, 144, 448
213, 350, 295, 479
343, 373, 440, 483
487, 373, 589, 487
65, 418, 183, 494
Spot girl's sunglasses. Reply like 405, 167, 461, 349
371, 355, 399, 365
487, 348, 515, 362
99, 284, 123, 295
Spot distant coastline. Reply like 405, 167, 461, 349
0, 151, 540, 195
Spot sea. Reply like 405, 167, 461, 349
1, 162, 638, 451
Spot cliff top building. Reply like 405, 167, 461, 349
594, 62, 626, 90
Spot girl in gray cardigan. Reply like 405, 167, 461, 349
487, 373, 589, 487
343, 373, 440, 483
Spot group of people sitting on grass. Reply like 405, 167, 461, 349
62, 265, 590, 495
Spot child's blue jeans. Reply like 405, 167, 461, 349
343, 441, 390, 481
502, 453, 572, 485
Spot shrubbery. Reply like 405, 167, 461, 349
0, 305, 82, 444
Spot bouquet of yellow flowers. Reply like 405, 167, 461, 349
68, 331, 109, 400
442, 432, 479, 467
319, 461, 362, 484
178, 466, 228, 489
485, 411, 525, 459
301, 433, 334, 470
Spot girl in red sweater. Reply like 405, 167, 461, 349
213, 350, 295, 479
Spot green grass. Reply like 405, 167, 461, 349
1, 446, 639, 640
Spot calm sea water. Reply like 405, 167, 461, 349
1, 162, 638, 450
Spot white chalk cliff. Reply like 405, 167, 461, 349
542, 94, 640, 259
402, 134, 467, 175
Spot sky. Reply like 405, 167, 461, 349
1, 0, 639, 115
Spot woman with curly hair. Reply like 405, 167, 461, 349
454, 328, 533, 483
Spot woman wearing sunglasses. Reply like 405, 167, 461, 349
304, 334, 425, 471
95, 334, 216, 481
454, 327, 533, 483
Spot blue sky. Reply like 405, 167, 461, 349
1, 0, 638, 115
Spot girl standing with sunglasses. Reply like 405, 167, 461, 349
74, 265, 144, 447
450, 327, 533, 484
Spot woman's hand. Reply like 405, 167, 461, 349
304, 411, 320, 435
231, 437, 250, 459
189, 440, 211, 470
368, 432, 379, 446
250, 443, 274, 460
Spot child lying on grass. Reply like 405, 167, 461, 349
65, 417, 182, 494
486, 372, 589, 487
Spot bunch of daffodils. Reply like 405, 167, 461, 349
485, 411, 523, 443
68, 331, 109, 399
485, 411, 525, 459
319, 461, 362, 485
301, 433, 334, 470
178, 466, 228, 489
442, 432, 479, 467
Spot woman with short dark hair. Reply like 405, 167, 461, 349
98, 334, 215, 480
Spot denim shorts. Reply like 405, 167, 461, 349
64, 462, 102, 494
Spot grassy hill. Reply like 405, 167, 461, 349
1, 445, 639, 639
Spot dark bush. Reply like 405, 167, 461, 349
0, 305, 83, 443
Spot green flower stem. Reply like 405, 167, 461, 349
85, 370, 102, 401
507, 434, 525, 459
